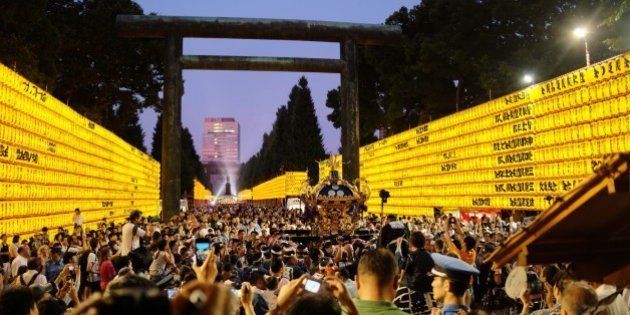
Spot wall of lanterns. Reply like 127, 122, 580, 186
320, 52, 630, 216
0, 62, 161, 237
238, 189, 253, 201
193, 179, 212, 201
251, 172, 307, 201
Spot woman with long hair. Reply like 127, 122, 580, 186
80, 238, 100, 299
148, 239, 178, 282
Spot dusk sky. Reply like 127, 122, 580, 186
134, 0, 418, 162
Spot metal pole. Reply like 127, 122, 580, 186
340, 39, 360, 185
584, 37, 591, 66
161, 33, 183, 220
455, 79, 461, 112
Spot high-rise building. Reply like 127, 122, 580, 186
202, 118, 240, 163
202, 118, 240, 194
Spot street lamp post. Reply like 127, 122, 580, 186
583, 36, 591, 66
573, 27, 591, 66
453, 79, 460, 112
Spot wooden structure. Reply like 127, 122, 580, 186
117, 15, 401, 219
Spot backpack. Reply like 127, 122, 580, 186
129, 226, 151, 273
18, 272, 40, 287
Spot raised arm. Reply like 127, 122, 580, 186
332, 245, 343, 263
442, 220, 458, 255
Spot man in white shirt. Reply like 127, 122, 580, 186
11, 245, 29, 277
120, 210, 146, 256
72, 208, 84, 227
14, 257, 47, 287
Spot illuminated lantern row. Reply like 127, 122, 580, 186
251, 172, 307, 201
193, 179, 212, 201
320, 52, 630, 215
238, 189, 253, 201
0, 63, 161, 237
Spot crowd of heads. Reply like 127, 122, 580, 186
0, 205, 626, 315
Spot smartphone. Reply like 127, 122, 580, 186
304, 279, 321, 293
166, 289, 178, 299
195, 238, 210, 266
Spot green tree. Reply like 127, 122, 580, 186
239, 77, 327, 188
0, 0, 60, 89
150, 113, 163, 161
286, 77, 327, 184
180, 128, 197, 198
0, 0, 163, 152
325, 0, 619, 139
261, 106, 291, 175
150, 115, 208, 196
602, 0, 629, 51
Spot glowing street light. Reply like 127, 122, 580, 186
573, 27, 591, 66
523, 74, 534, 84
573, 27, 588, 38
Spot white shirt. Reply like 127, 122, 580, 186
596, 284, 629, 315
149, 251, 169, 276
11, 255, 28, 277
120, 222, 146, 256
509, 221, 519, 233
9, 243, 19, 259
73, 214, 84, 226
86, 252, 99, 282
15, 269, 47, 287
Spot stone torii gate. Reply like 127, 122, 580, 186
116, 15, 401, 219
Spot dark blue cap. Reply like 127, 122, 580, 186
430, 253, 479, 282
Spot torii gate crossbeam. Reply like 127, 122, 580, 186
116, 15, 401, 219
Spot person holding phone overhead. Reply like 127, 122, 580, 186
194, 238, 211, 267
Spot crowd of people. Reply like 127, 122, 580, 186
0, 205, 627, 315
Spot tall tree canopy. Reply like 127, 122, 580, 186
0, 0, 163, 151
326, 0, 621, 140
240, 77, 327, 188
602, 0, 629, 51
